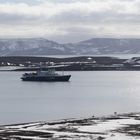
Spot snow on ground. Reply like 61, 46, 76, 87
105, 133, 135, 140
0, 112, 140, 139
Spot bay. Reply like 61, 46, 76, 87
0, 71, 140, 125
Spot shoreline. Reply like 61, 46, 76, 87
0, 112, 140, 139
0, 55, 140, 71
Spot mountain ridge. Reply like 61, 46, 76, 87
0, 38, 140, 55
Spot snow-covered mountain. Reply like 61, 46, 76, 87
75, 38, 140, 54
0, 38, 71, 56
0, 38, 140, 56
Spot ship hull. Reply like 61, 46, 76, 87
21, 75, 71, 82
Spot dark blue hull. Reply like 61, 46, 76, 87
21, 75, 71, 82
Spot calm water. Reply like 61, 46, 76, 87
0, 71, 140, 125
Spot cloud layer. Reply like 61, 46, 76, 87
0, 0, 140, 42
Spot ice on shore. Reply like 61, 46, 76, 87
0, 112, 140, 139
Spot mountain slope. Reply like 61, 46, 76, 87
0, 38, 140, 56
75, 38, 140, 54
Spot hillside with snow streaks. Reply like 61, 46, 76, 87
0, 38, 140, 55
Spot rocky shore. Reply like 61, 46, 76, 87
0, 112, 140, 140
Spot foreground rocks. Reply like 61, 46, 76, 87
0, 112, 140, 139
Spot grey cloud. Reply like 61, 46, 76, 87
49, 10, 140, 25
0, 0, 140, 25
1, 10, 140, 26
0, 0, 40, 5
0, 0, 139, 42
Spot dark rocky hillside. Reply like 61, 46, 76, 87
1, 56, 140, 71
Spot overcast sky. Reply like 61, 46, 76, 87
0, 0, 139, 43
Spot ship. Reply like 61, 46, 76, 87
21, 66, 71, 82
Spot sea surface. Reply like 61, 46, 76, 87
0, 71, 140, 125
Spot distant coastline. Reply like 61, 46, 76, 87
0, 55, 140, 71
